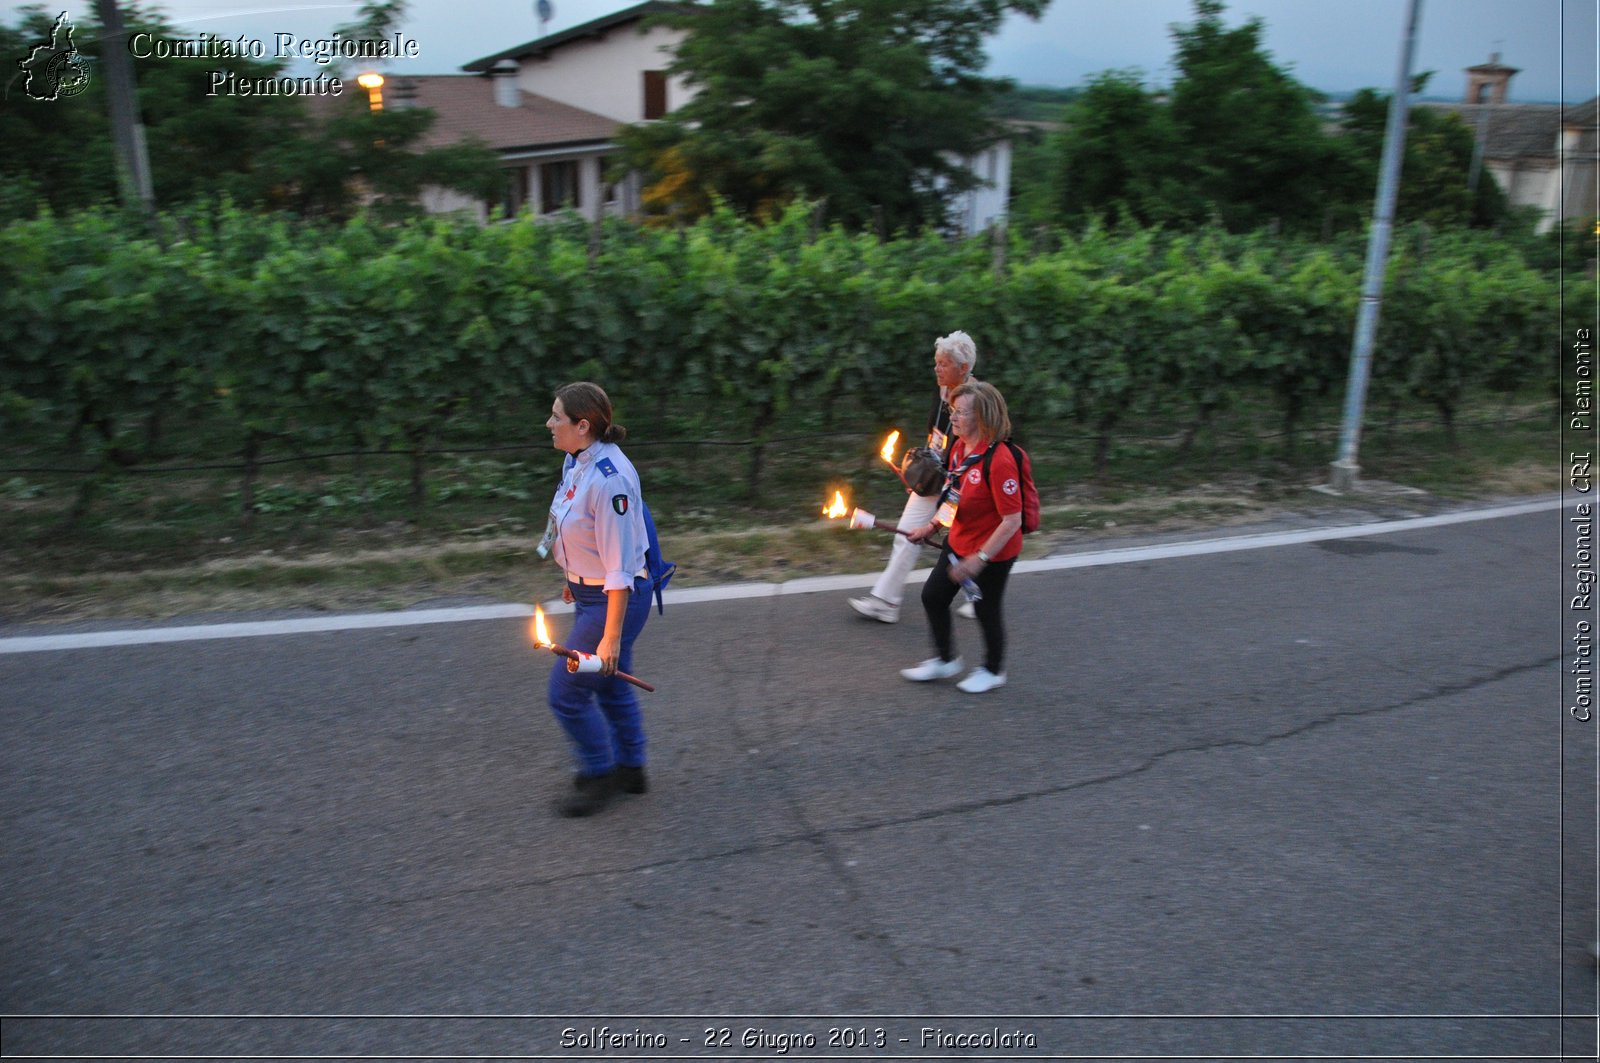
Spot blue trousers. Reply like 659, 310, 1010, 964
548, 577, 652, 776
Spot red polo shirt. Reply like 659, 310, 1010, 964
946, 439, 1023, 562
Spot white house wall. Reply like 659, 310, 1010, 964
940, 141, 1012, 235
421, 186, 490, 222
515, 25, 695, 124
1487, 158, 1561, 232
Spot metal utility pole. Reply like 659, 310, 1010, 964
92, 0, 154, 211
1329, 0, 1422, 493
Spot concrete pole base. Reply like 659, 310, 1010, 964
1327, 460, 1361, 494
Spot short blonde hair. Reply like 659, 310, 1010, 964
951, 380, 1010, 444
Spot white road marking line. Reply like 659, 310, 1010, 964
0, 496, 1561, 655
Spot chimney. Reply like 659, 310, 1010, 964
491, 59, 520, 108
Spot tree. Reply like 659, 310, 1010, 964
1334, 81, 1511, 230
257, 95, 502, 223
1046, 1, 1338, 234
1, 4, 307, 216
618, 0, 1048, 232
1164, 0, 1335, 231
333, 0, 410, 46
0, 2, 498, 220
1052, 70, 1184, 228
1038, 0, 1514, 237
0, 8, 116, 216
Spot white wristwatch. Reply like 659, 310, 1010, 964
976, 549, 991, 563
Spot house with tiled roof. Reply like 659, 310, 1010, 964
336, 3, 686, 221
382, 0, 1010, 231
1559, 96, 1599, 228
1416, 55, 1597, 233
377, 72, 634, 220
463, 0, 693, 126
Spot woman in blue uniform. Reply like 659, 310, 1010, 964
539, 382, 655, 818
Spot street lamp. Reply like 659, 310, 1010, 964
1328, 0, 1422, 493
357, 71, 385, 112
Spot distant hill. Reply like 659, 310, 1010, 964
994, 84, 1081, 123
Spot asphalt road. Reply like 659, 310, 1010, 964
2, 505, 1595, 1060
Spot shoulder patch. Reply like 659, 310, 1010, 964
597, 457, 619, 478
611, 494, 630, 516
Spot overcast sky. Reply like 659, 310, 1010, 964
7, 0, 1597, 102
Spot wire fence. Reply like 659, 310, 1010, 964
0, 407, 1556, 480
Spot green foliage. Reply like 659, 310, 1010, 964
1335, 85, 1511, 229
1378, 229, 1552, 443
1043, 0, 1527, 239
1165, 0, 1336, 230
1053, 71, 1185, 228
619, 0, 1047, 231
0, 206, 1561, 516
0, 3, 499, 220
989, 84, 1080, 122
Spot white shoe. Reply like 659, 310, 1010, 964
957, 667, 1007, 693
956, 600, 977, 619
900, 656, 963, 682
849, 595, 899, 623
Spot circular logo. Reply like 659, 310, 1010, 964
48, 51, 92, 98
967, 468, 982, 485
1002, 477, 1019, 495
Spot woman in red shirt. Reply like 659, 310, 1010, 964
901, 381, 1023, 694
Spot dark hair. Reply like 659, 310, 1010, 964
555, 381, 627, 444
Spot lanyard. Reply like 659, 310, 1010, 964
537, 454, 596, 559
934, 447, 984, 528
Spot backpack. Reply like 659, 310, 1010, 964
980, 439, 1041, 535
639, 498, 676, 614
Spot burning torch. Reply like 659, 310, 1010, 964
822, 488, 912, 537
822, 489, 980, 603
878, 429, 918, 492
531, 605, 656, 692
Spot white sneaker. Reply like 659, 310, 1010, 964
900, 656, 963, 682
956, 600, 977, 619
849, 595, 899, 623
957, 667, 1007, 693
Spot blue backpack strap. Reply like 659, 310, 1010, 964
639, 499, 675, 615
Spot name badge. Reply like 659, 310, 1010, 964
536, 512, 556, 559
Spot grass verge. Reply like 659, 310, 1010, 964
0, 397, 1560, 624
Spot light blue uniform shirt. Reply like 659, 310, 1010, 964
546, 442, 647, 592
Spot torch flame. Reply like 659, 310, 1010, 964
532, 605, 551, 646
823, 489, 849, 519
879, 429, 901, 466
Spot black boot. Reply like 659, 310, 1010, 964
555, 771, 617, 818
616, 764, 648, 795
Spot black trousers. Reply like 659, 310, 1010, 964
922, 544, 1015, 675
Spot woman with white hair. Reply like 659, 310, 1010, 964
848, 330, 978, 624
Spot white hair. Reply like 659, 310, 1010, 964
935, 330, 978, 371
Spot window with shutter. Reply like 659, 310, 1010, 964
643, 70, 667, 120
